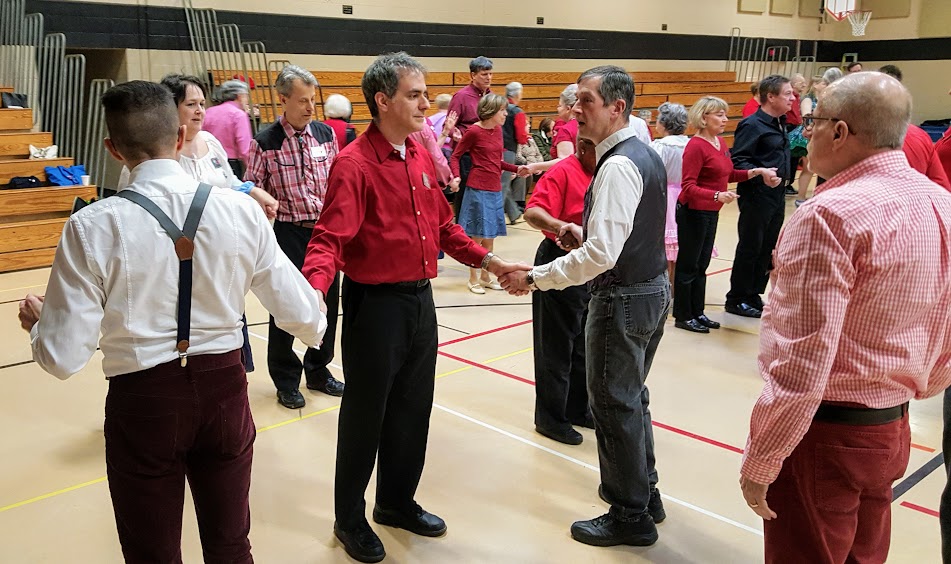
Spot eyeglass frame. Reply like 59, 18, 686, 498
802, 113, 855, 134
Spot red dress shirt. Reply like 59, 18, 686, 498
903, 124, 951, 189
679, 136, 746, 211
450, 125, 519, 192
303, 122, 488, 294
447, 83, 489, 136
742, 97, 760, 118
550, 119, 578, 158
937, 126, 951, 182
741, 151, 951, 484
525, 154, 591, 242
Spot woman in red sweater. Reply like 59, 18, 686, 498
674, 96, 778, 333
451, 93, 521, 293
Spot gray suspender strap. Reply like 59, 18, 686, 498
115, 182, 213, 366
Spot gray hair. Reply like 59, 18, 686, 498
577, 65, 635, 119
275, 64, 318, 97
820, 72, 910, 149
656, 102, 687, 135
469, 56, 493, 74
323, 94, 353, 119
558, 84, 578, 107
505, 81, 523, 99
217, 79, 249, 102
821, 67, 843, 85
362, 51, 427, 119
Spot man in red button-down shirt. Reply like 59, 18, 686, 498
302, 52, 529, 564
740, 72, 951, 563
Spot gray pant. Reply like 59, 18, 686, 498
586, 274, 670, 521
501, 150, 522, 223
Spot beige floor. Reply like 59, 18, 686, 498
0, 194, 944, 563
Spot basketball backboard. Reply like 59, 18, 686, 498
825, 0, 856, 21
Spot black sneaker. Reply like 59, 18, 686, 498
372, 503, 447, 537
597, 485, 666, 524
570, 512, 658, 547
334, 520, 385, 563
276, 389, 305, 409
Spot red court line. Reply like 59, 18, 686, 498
708, 267, 733, 276
912, 443, 937, 453
901, 501, 940, 518
439, 350, 747, 455
438, 319, 532, 348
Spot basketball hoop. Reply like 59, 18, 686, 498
845, 10, 872, 36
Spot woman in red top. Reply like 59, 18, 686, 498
675, 96, 778, 333
451, 93, 520, 293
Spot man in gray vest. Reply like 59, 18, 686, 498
503, 65, 670, 548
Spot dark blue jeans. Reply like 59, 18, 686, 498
586, 274, 670, 521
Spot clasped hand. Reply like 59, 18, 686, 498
18, 293, 44, 332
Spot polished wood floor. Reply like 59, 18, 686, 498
0, 194, 944, 563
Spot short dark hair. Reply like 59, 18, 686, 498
538, 117, 554, 134
846, 61, 862, 71
362, 52, 427, 119
160, 74, 206, 106
577, 65, 634, 119
750, 81, 759, 95
758, 74, 790, 104
469, 56, 493, 74
101, 81, 180, 161
879, 64, 903, 82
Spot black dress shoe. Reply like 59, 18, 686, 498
334, 520, 385, 563
696, 315, 721, 329
276, 389, 305, 409
750, 295, 765, 310
674, 319, 709, 333
597, 485, 666, 524
306, 374, 345, 397
571, 416, 596, 430
570, 512, 658, 547
535, 426, 583, 445
725, 302, 762, 318
372, 504, 447, 537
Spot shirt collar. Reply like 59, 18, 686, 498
123, 159, 193, 194
468, 83, 490, 97
815, 150, 909, 196
754, 108, 785, 126
595, 126, 638, 162
365, 121, 420, 163
280, 115, 313, 139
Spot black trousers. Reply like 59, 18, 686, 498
228, 159, 245, 180
727, 192, 784, 307
335, 277, 438, 528
532, 238, 590, 433
673, 207, 719, 321
268, 221, 339, 392
452, 153, 472, 218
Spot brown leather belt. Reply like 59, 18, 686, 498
814, 402, 908, 426
290, 220, 317, 229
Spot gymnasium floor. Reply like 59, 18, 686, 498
0, 196, 944, 563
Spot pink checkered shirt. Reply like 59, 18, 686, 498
741, 150, 951, 484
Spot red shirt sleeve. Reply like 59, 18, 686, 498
937, 129, 951, 190
927, 152, 951, 190
514, 112, 528, 145
526, 165, 566, 219
501, 159, 519, 173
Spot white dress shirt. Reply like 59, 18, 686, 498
117, 131, 243, 191
31, 159, 326, 379
628, 115, 652, 145
532, 127, 644, 291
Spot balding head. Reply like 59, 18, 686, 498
806, 72, 911, 179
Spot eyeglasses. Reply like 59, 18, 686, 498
802, 114, 853, 133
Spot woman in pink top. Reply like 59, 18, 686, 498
203, 79, 254, 178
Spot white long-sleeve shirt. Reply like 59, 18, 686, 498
532, 127, 644, 291
31, 159, 326, 378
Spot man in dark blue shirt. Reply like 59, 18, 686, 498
726, 74, 794, 318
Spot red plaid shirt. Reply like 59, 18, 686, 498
244, 115, 338, 222
742, 151, 951, 484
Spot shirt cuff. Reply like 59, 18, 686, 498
30, 322, 39, 345
740, 453, 783, 485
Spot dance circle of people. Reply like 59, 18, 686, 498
16, 50, 951, 564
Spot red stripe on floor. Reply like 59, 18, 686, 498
900, 501, 940, 518
438, 319, 532, 348
708, 267, 733, 276
437, 350, 537, 385
912, 443, 937, 453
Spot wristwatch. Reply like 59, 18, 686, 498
480, 252, 495, 270
526, 270, 538, 291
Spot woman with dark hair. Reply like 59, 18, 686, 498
450, 93, 522, 293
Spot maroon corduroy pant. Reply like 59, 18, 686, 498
104, 349, 255, 564
764, 415, 910, 564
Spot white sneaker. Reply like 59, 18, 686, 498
485, 280, 504, 291
467, 282, 485, 294
795, 199, 806, 208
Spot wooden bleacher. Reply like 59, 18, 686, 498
0, 104, 97, 273
210, 69, 752, 147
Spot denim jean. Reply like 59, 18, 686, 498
586, 273, 670, 521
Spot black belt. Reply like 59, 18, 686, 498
379, 279, 431, 292
290, 220, 317, 229
814, 402, 908, 426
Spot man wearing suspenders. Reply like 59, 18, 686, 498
18, 81, 327, 562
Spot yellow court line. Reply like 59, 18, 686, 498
0, 346, 535, 514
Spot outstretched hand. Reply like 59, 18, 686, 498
760, 167, 782, 188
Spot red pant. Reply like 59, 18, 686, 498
764, 414, 910, 564
104, 350, 255, 564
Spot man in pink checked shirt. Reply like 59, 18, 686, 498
740, 71, 951, 563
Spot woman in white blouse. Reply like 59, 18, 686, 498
118, 75, 278, 219
649, 102, 690, 284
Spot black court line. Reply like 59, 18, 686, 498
437, 324, 469, 336
0, 298, 22, 305
0, 359, 35, 371
893, 453, 945, 501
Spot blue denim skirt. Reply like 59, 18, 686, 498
459, 187, 507, 239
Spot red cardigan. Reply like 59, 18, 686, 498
679, 136, 747, 211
